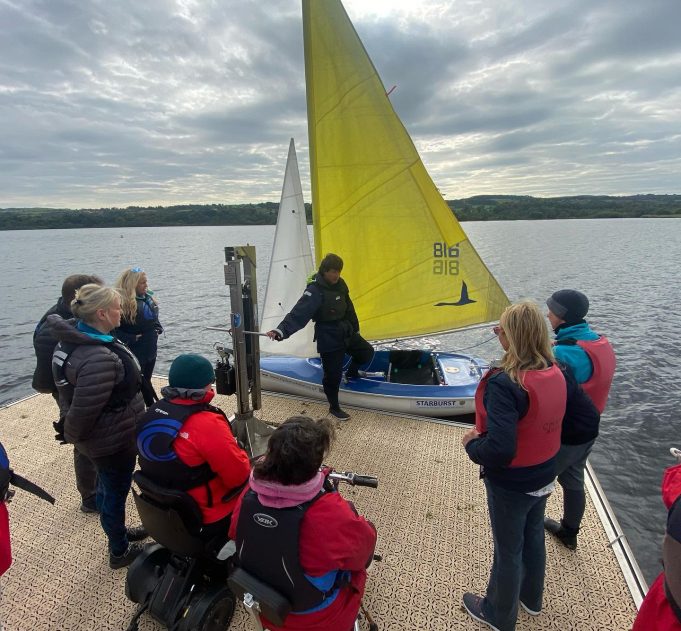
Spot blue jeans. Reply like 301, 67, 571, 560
555, 439, 595, 531
94, 454, 136, 556
482, 478, 549, 631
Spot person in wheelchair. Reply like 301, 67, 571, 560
136, 353, 251, 541
228, 416, 377, 631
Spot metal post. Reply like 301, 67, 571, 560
224, 250, 249, 417
223, 246, 274, 458
238, 246, 263, 412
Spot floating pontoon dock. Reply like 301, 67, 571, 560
0, 379, 644, 630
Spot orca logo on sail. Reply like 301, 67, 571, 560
253, 513, 278, 528
434, 280, 476, 307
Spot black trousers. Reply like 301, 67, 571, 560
139, 358, 158, 407
52, 391, 97, 502
200, 513, 232, 543
320, 334, 374, 410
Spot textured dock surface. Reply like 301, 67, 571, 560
0, 380, 637, 630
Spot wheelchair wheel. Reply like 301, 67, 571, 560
125, 543, 172, 604
179, 584, 236, 631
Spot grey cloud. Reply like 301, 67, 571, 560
1, 0, 680, 207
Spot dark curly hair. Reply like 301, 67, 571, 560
253, 416, 336, 485
319, 253, 343, 274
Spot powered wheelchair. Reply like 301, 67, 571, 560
124, 471, 236, 631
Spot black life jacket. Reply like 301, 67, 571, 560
136, 400, 228, 505
313, 278, 350, 323
52, 338, 142, 411
235, 489, 341, 612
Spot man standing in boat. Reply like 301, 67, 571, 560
544, 289, 616, 550
266, 253, 374, 421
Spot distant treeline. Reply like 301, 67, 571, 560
449, 194, 681, 221
1, 195, 680, 230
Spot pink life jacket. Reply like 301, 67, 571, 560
475, 365, 566, 467
576, 337, 616, 413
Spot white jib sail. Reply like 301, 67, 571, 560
260, 139, 317, 357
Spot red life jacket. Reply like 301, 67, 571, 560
0, 502, 11, 577
475, 365, 566, 467
575, 337, 615, 413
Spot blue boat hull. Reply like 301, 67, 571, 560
260, 349, 486, 419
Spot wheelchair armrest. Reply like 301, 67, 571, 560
228, 567, 292, 626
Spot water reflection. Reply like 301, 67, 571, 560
1, 218, 679, 585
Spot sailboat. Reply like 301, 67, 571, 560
259, 138, 316, 358
259, 0, 510, 418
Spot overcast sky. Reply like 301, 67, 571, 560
1, 0, 680, 208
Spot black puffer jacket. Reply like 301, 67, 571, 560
32, 298, 71, 394
48, 315, 144, 459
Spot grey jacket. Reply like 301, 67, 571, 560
48, 314, 144, 459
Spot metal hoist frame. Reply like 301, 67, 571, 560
221, 245, 274, 458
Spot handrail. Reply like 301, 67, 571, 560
585, 460, 648, 608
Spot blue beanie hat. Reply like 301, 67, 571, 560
546, 289, 589, 325
168, 354, 215, 389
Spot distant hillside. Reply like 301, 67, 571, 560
448, 194, 681, 221
1, 195, 679, 230
0, 203, 287, 230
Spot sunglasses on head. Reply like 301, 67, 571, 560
131, 267, 144, 273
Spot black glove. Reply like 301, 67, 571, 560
53, 418, 67, 445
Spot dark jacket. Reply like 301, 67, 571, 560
559, 362, 601, 445
466, 369, 556, 493
275, 275, 360, 353
48, 315, 144, 459
114, 293, 162, 369
32, 298, 71, 394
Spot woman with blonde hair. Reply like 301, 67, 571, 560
461, 301, 567, 631
48, 284, 147, 569
114, 267, 163, 406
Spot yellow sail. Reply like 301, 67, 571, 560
303, 0, 510, 341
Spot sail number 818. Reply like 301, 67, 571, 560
433, 242, 460, 275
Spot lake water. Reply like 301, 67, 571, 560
1, 218, 679, 585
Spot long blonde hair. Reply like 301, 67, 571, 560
70, 284, 120, 325
498, 301, 554, 388
115, 268, 154, 323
